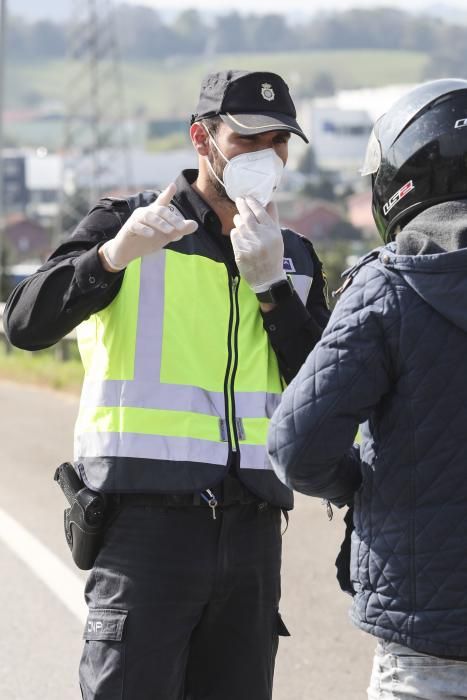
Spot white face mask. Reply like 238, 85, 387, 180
204, 127, 284, 207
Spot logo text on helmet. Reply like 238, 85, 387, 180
383, 180, 415, 216
455, 118, 467, 129
261, 83, 275, 101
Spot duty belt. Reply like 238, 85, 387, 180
114, 475, 263, 520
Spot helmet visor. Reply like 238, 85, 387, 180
360, 127, 381, 176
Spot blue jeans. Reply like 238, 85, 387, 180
368, 640, 467, 700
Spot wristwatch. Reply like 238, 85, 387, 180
256, 277, 294, 304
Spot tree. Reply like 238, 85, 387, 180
6, 17, 29, 59
115, 5, 177, 59
301, 179, 336, 201
297, 147, 318, 176
310, 71, 336, 97
29, 20, 66, 59
318, 239, 354, 306
246, 14, 294, 53
172, 10, 208, 56
213, 12, 248, 54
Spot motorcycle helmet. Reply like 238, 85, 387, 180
361, 79, 467, 242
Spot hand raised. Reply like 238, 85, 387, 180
230, 196, 286, 293
100, 183, 198, 271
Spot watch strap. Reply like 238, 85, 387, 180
256, 277, 294, 304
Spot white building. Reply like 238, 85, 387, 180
16, 147, 198, 226
299, 84, 416, 175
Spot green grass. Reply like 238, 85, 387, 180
0, 343, 83, 394
6, 50, 430, 117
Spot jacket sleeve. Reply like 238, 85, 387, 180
3, 201, 127, 350
261, 239, 331, 383
267, 263, 398, 506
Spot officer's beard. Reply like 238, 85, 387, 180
206, 148, 234, 205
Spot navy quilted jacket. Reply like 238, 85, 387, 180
268, 229, 467, 657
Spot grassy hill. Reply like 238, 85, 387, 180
7, 49, 429, 119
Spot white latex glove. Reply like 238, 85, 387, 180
230, 196, 286, 293
100, 183, 198, 271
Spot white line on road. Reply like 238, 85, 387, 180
0, 506, 87, 624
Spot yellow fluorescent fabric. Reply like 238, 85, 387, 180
77, 259, 141, 380
160, 251, 230, 392
160, 251, 282, 395
235, 279, 282, 393
76, 406, 222, 442
76, 246, 283, 462
240, 418, 270, 445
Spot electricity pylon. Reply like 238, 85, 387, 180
57, 0, 132, 237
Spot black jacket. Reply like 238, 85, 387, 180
5, 171, 329, 383
5, 170, 330, 507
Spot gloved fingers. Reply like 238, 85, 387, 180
235, 197, 260, 229
266, 200, 279, 224
165, 221, 198, 244
173, 220, 198, 236
168, 215, 198, 234
139, 220, 190, 240
131, 221, 157, 238
158, 205, 191, 232
230, 227, 250, 252
139, 206, 178, 228
231, 220, 256, 242
143, 208, 179, 232
243, 196, 272, 226
167, 207, 191, 231
231, 227, 257, 254
140, 198, 198, 233
153, 182, 177, 208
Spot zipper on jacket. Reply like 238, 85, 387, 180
223, 274, 241, 453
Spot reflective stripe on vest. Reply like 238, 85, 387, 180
75, 247, 311, 471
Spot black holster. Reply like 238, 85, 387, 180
54, 462, 108, 570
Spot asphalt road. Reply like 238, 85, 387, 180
0, 380, 374, 700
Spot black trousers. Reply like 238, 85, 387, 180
79, 501, 289, 700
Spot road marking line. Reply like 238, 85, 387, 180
0, 506, 87, 623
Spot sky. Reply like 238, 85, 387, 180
10, 0, 467, 22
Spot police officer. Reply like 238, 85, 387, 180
4, 70, 329, 700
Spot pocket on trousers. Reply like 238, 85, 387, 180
83, 608, 128, 641
80, 609, 128, 699
375, 641, 467, 700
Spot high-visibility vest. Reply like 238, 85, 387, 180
74, 206, 314, 507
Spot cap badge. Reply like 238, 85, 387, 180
261, 83, 275, 102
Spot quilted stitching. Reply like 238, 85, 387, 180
267, 249, 467, 657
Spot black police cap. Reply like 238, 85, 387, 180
191, 69, 309, 143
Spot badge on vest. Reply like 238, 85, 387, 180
283, 257, 296, 273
